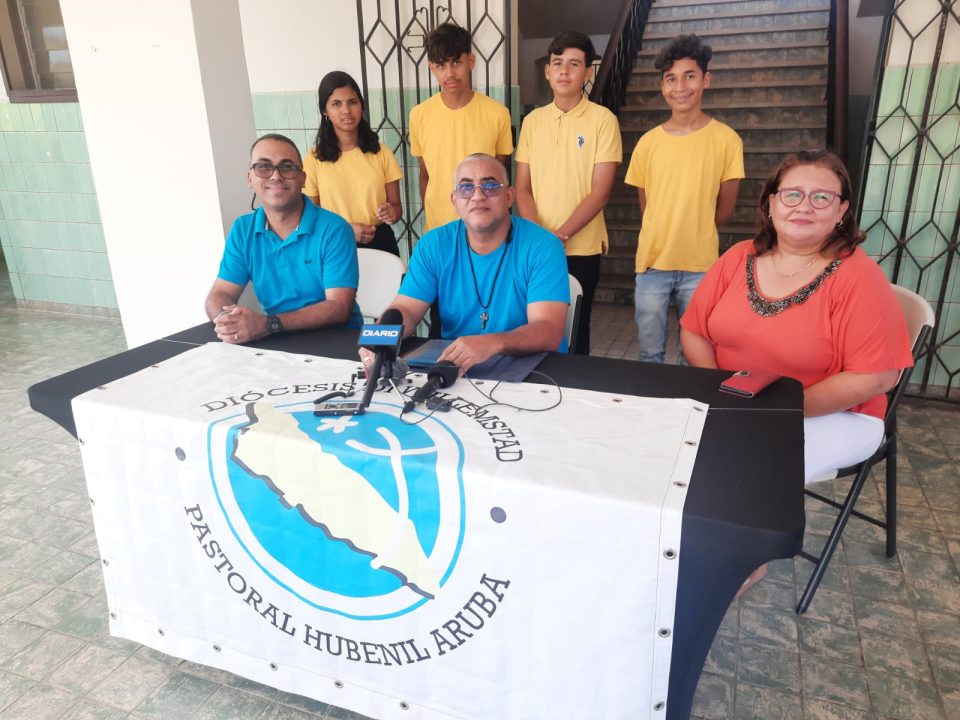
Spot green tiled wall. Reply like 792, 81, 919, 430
252, 86, 521, 253
860, 62, 960, 390
0, 101, 116, 312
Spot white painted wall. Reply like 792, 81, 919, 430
60, 0, 256, 347
238, 0, 361, 92
0, 64, 7, 101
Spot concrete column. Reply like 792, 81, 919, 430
59, 0, 256, 347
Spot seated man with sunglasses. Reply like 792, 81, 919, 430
205, 133, 363, 344
369, 152, 569, 375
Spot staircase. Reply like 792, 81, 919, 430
598, 0, 830, 304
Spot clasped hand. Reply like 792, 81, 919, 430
214, 305, 266, 344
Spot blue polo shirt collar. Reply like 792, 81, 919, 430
254, 195, 318, 246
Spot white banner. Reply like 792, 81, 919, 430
73, 343, 706, 720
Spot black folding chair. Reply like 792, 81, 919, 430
797, 284, 935, 614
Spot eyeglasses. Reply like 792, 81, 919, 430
776, 189, 841, 209
250, 162, 302, 179
454, 181, 506, 199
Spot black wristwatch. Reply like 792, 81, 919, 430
266, 315, 284, 335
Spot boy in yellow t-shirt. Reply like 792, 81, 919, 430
624, 34, 744, 363
516, 31, 621, 354
409, 23, 513, 231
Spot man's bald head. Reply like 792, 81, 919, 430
453, 153, 508, 187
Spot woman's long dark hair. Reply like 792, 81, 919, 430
313, 71, 381, 162
754, 149, 863, 258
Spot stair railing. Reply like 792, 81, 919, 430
589, 0, 655, 113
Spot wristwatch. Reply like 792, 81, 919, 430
266, 315, 284, 335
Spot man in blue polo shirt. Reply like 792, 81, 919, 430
369, 153, 569, 375
205, 133, 362, 343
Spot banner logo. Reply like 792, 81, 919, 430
208, 400, 466, 620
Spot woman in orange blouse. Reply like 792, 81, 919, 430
681, 149, 914, 593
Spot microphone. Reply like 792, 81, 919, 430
403, 361, 458, 412
358, 308, 404, 412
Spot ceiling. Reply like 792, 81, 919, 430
518, 0, 622, 38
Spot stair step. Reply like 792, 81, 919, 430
624, 92, 827, 109
632, 77, 827, 89
652, 0, 828, 8
634, 58, 827, 74
648, 8, 828, 23
646, 8, 830, 33
638, 38, 828, 57
598, 273, 636, 290
620, 108, 828, 131
643, 23, 827, 40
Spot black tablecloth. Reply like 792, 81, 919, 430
28, 322, 805, 720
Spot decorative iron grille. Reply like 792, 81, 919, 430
355, 1, 512, 258
857, 0, 960, 400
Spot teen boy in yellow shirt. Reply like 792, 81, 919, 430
410, 23, 513, 232
625, 33, 743, 363
515, 31, 621, 354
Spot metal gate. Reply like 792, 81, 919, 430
355, 0, 512, 257
857, 0, 960, 400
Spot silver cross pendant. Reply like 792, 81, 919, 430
480, 310, 489, 330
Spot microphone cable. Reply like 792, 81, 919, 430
465, 369, 563, 414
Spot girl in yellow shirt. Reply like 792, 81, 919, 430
305, 72, 404, 256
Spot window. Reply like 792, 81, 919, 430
0, 0, 76, 102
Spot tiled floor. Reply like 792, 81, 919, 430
1, 267, 959, 719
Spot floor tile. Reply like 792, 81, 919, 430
798, 616, 863, 664
738, 607, 799, 650
703, 635, 737, 678
732, 681, 802, 719
132, 670, 220, 720
802, 697, 876, 719
691, 671, 734, 720
86, 655, 173, 712
0, 671, 35, 713
865, 670, 945, 720
57, 698, 127, 720
736, 644, 801, 692
801, 657, 872, 710
0, 630, 85, 681
0, 682, 75, 719
45, 643, 129, 694
861, 634, 933, 682
0, 621, 44, 663
853, 597, 920, 639
193, 685, 271, 720
258, 702, 327, 720
15, 587, 90, 628
929, 644, 960, 688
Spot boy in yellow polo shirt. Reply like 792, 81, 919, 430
625, 34, 743, 363
410, 23, 513, 232
516, 31, 621, 354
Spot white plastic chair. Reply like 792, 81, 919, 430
356, 248, 406, 322
566, 274, 584, 353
